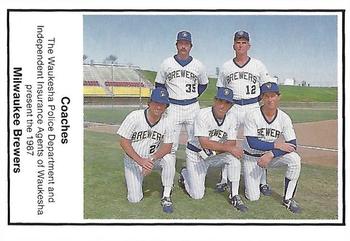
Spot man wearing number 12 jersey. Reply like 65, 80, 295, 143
216, 30, 275, 194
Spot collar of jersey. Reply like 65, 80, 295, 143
211, 107, 226, 126
260, 106, 278, 124
233, 56, 251, 68
144, 108, 161, 128
174, 55, 193, 67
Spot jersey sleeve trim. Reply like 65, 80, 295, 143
198, 84, 207, 96
155, 82, 166, 89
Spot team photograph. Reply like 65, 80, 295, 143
82, 13, 340, 222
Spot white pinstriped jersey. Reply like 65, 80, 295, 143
189, 107, 239, 153
155, 56, 209, 100
117, 109, 175, 158
243, 108, 296, 156
216, 57, 272, 100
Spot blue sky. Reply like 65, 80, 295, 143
84, 14, 339, 87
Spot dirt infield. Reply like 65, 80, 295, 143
85, 119, 338, 167
294, 120, 338, 167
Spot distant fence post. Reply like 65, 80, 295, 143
112, 85, 114, 108
139, 69, 142, 109
111, 64, 113, 108
133, 65, 143, 109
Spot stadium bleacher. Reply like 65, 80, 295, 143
105, 81, 145, 87
83, 80, 100, 86
83, 86, 107, 96
110, 86, 150, 97
83, 64, 152, 97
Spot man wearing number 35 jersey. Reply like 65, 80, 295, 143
216, 30, 274, 193
117, 88, 176, 213
155, 30, 209, 173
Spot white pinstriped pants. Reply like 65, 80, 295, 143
167, 102, 200, 153
182, 149, 241, 199
220, 102, 267, 184
123, 154, 175, 203
243, 152, 301, 201
231, 102, 260, 127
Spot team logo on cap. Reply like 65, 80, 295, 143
181, 32, 188, 37
238, 31, 244, 36
160, 90, 166, 96
266, 82, 272, 89
224, 88, 230, 96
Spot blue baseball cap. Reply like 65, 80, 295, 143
215, 87, 234, 103
177, 31, 192, 43
234, 30, 250, 41
150, 87, 170, 105
260, 82, 280, 95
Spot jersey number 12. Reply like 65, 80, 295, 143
246, 85, 256, 95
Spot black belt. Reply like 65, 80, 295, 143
169, 97, 198, 106
233, 97, 259, 105
244, 150, 263, 157
186, 143, 201, 152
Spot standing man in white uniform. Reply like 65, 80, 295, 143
243, 82, 301, 213
155, 30, 209, 171
179, 87, 248, 212
216, 30, 274, 195
117, 88, 176, 213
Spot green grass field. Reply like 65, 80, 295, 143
140, 69, 338, 103
199, 79, 337, 103
84, 130, 338, 220
84, 105, 337, 125
84, 107, 137, 124
140, 69, 157, 83
84, 83, 339, 221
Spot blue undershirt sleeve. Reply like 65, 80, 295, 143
198, 84, 208, 96
246, 136, 274, 151
155, 83, 166, 89
271, 139, 297, 157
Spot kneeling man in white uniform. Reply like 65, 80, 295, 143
179, 87, 248, 212
243, 82, 301, 213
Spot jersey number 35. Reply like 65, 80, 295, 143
185, 83, 196, 93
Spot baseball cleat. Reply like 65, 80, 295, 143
260, 184, 272, 196
215, 182, 228, 193
283, 198, 301, 213
230, 195, 248, 212
160, 196, 173, 213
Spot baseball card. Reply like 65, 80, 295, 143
1, 1, 349, 240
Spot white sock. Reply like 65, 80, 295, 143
285, 179, 297, 200
229, 180, 240, 197
163, 186, 172, 198
260, 169, 267, 185
220, 166, 228, 183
